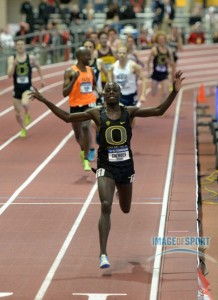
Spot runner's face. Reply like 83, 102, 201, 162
157, 35, 166, 46
117, 47, 127, 60
81, 49, 92, 65
126, 38, 135, 49
99, 34, 108, 47
16, 41, 26, 54
83, 41, 94, 56
104, 82, 121, 105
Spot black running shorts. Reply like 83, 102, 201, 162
96, 159, 135, 184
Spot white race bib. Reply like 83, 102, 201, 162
108, 146, 130, 162
17, 76, 29, 84
155, 65, 167, 72
80, 82, 92, 93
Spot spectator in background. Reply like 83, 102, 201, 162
47, 21, 63, 63
15, 22, 32, 45
94, 0, 106, 12
189, 4, 202, 26
129, 0, 144, 13
59, 24, 71, 61
31, 24, 51, 65
82, 2, 95, 20
110, 14, 123, 34
20, 0, 35, 33
139, 25, 155, 49
38, 0, 51, 26
187, 22, 205, 45
70, 4, 87, 25
0, 25, 15, 75
106, 2, 121, 20
161, 0, 175, 34
120, 5, 136, 28
103, 24, 111, 34
152, 0, 165, 30
212, 31, 218, 43
0, 25, 15, 49
180, 27, 186, 45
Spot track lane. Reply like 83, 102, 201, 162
0, 104, 177, 299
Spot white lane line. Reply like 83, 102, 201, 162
0, 293, 13, 297
0, 82, 67, 151
0, 106, 13, 116
34, 182, 98, 300
0, 131, 74, 216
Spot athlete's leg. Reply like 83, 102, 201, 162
13, 97, 24, 129
81, 120, 92, 160
21, 90, 30, 114
115, 182, 133, 213
21, 90, 31, 125
72, 121, 83, 149
98, 176, 116, 256
151, 79, 158, 96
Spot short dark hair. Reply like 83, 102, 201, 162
82, 39, 96, 49
15, 38, 25, 44
98, 31, 108, 39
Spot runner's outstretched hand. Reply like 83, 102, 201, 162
29, 86, 46, 102
173, 70, 185, 92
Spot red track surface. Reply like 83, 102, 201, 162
0, 44, 217, 300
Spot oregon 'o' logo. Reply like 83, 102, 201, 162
105, 125, 127, 145
16, 63, 29, 76
157, 54, 167, 65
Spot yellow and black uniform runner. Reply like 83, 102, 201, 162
97, 48, 116, 88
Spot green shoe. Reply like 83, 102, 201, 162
20, 128, 27, 138
80, 150, 85, 163
83, 159, 91, 171
25, 113, 31, 126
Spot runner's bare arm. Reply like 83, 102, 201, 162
29, 86, 94, 123
63, 68, 79, 97
7, 56, 17, 77
133, 62, 146, 102
129, 70, 185, 118
30, 55, 45, 86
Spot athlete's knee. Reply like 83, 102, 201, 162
82, 124, 89, 133
15, 112, 21, 120
101, 201, 112, 214
74, 130, 81, 142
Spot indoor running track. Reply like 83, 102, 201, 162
1, 45, 217, 300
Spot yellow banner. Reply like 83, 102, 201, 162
208, 0, 218, 5
182, 0, 218, 5
176, 0, 186, 6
